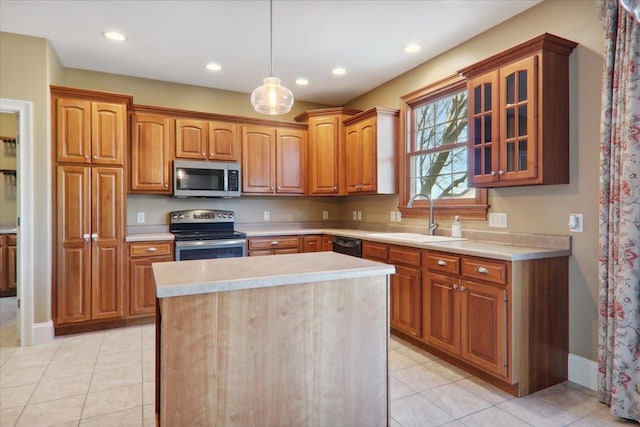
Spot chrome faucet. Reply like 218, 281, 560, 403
407, 193, 439, 235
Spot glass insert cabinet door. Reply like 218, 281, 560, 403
499, 56, 538, 181
468, 72, 499, 184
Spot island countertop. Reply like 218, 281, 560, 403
153, 251, 395, 298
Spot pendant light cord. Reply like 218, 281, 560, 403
269, 0, 274, 77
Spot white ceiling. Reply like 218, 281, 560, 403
0, 0, 541, 106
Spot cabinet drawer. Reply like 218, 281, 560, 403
389, 245, 421, 267
7, 235, 17, 246
363, 241, 388, 262
461, 257, 508, 285
249, 236, 299, 250
423, 252, 460, 275
129, 242, 173, 258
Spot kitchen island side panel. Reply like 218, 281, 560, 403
158, 276, 389, 426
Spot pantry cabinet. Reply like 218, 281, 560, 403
0, 234, 17, 297
459, 33, 577, 187
343, 107, 399, 194
130, 111, 174, 194
295, 108, 360, 195
241, 125, 306, 195
175, 119, 240, 161
128, 241, 173, 316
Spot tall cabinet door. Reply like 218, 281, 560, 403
423, 272, 460, 354
91, 167, 124, 320
345, 124, 361, 193
468, 72, 500, 185
308, 116, 341, 194
92, 102, 125, 165
276, 128, 306, 194
131, 113, 173, 193
390, 265, 422, 337
57, 99, 91, 164
242, 126, 275, 193
359, 119, 377, 192
56, 166, 92, 324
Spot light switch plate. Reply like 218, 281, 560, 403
136, 212, 145, 224
569, 213, 583, 232
390, 211, 396, 222
322, 211, 329, 220
263, 211, 270, 221
352, 211, 357, 220
489, 212, 508, 228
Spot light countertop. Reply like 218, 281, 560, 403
153, 251, 395, 298
0, 228, 16, 235
126, 233, 174, 242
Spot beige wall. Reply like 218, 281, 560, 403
63, 68, 329, 121
0, 113, 17, 226
344, 0, 603, 361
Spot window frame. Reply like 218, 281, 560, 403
398, 75, 488, 220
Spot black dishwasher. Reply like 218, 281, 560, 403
332, 236, 363, 258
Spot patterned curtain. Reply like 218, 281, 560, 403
597, 0, 640, 422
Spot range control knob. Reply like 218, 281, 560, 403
178, 214, 184, 219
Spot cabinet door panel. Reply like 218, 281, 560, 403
91, 167, 124, 320
423, 272, 460, 354
345, 125, 361, 192
468, 73, 499, 185
209, 122, 239, 161
131, 113, 173, 193
7, 244, 16, 289
176, 119, 208, 160
92, 102, 125, 165
309, 117, 340, 194
390, 265, 422, 337
129, 256, 172, 316
276, 129, 306, 194
302, 235, 322, 253
0, 237, 5, 291
242, 126, 275, 193
57, 98, 91, 164
499, 56, 537, 181
359, 119, 377, 191
56, 166, 91, 324
461, 280, 508, 378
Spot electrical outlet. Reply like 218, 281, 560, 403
357, 211, 362, 221
322, 211, 329, 220
136, 212, 145, 224
352, 211, 357, 220
489, 212, 508, 228
263, 211, 270, 221
569, 213, 583, 232
390, 211, 396, 222
396, 211, 401, 223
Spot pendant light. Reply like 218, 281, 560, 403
250, 0, 294, 115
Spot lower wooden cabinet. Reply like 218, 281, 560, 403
301, 235, 322, 253
248, 236, 300, 256
128, 241, 173, 316
321, 235, 333, 252
0, 234, 17, 297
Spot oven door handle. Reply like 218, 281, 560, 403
175, 239, 247, 248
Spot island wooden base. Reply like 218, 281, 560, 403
156, 276, 390, 426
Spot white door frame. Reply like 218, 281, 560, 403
0, 99, 34, 346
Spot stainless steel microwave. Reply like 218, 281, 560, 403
173, 160, 241, 198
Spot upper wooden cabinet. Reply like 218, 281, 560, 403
175, 119, 240, 161
295, 108, 360, 196
343, 107, 399, 195
459, 33, 577, 187
241, 125, 306, 195
53, 88, 130, 166
130, 111, 174, 194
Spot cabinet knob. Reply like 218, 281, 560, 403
147, 247, 158, 252
93, 155, 97, 160
83, 233, 90, 243
91, 233, 98, 241
477, 266, 489, 274
498, 170, 504, 176
202, 152, 205, 156
460, 286, 467, 292
84, 155, 89, 160
437, 259, 447, 266
270, 241, 279, 246
277, 186, 281, 190
164, 184, 169, 188
452, 284, 458, 290
490, 171, 496, 176
270, 186, 274, 191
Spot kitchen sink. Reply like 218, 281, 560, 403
365, 232, 467, 243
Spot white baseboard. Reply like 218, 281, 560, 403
30, 320, 54, 346
568, 353, 598, 391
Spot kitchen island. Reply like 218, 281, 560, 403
152, 252, 395, 427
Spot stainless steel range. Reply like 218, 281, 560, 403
170, 209, 247, 261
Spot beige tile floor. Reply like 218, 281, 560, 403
0, 296, 631, 427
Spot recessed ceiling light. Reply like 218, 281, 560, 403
331, 67, 346, 76
102, 31, 126, 42
404, 44, 421, 53
295, 78, 309, 86
206, 63, 222, 72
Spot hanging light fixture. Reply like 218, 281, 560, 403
250, 0, 294, 115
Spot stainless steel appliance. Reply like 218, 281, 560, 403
170, 209, 247, 261
173, 160, 241, 198
332, 236, 363, 258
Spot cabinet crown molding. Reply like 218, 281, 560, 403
342, 106, 399, 126
294, 107, 362, 122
